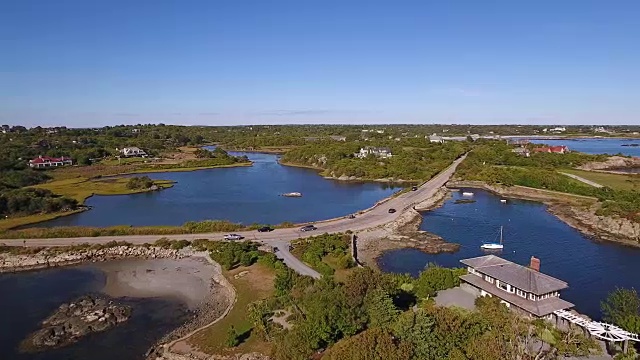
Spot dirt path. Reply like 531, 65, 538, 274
560, 172, 604, 188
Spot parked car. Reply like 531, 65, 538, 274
388, 208, 396, 213
257, 226, 274, 232
411, 186, 418, 191
273, 246, 279, 252
300, 225, 317, 232
223, 234, 244, 240
348, 214, 356, 219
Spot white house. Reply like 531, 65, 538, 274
120, 147, 147, 157
550, 127, 566, 133
355, 147, 393, 159
428, 134, 445, 143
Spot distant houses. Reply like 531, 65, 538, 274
29, 155, 73, 169
355, 146, 393, 159
119, 147, 147, 157
329, 135, 347, 142
533, 145, 569, 154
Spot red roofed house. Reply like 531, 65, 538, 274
29, 155, 73, 169
533, 145, 569, 154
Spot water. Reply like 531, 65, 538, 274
516, 137, 640, 157
0, 266, 190, 360
35, 152, 402, 228
378, 189, 640, 319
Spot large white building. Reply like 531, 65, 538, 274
120, 147, 147, 157
355, 147, 393, 159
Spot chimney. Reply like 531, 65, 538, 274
530, 256, 540, 272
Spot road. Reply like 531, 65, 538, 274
560, 172, 604, 188
1, 155, 466, 277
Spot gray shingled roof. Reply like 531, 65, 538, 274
460, 255, 568, 295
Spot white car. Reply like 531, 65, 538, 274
223, 234, 244, 240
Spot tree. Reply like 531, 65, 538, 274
602, 288, 640, 333
225, 325, 240, 347
248, 300, 272, 341
414, 264, 465, 299
324, 328, 413, 360
365, 288, 399, 328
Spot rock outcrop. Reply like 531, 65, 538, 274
0, 246, 184, 273
21, 295, 131, 351
578, 156, 640, 171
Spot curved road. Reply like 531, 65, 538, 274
1, 155, 466, 278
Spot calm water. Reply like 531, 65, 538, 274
378, 189, 640, 319
35, 152, 401, 228
0, 266, 190, 360
517, 137, 640, 157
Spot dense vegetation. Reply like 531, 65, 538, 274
281, 140, 469, 181
126, 176, 155, 190
290, 233, 354, 276
0, 188, 78, 218
264, 266, 598, 359
457, 142, 640, 221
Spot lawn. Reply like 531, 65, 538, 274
561, 169, 640, 191
31, 177, 175, 203
188, 264, 276, 356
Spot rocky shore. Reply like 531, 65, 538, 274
0, 245, 185, 273
21, 295, 131, 352
447, 180, 640, 246
356, 187, 460, 268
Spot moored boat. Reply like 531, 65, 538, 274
481, 226, 504, 250
281, 192, 302, 197
462, 192, 474, 197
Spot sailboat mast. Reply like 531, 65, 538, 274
500, 226, 503, 244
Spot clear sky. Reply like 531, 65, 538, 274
1, 0, 639, 127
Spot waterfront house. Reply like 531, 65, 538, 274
460, 255, 574, 319
355, 146, 393, 159
428, 134, 445, 143
120, 147, 147, 157
29, 155, 73, 169
329, 135, 347, 141
533, 145, 569, 154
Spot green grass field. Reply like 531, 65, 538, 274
561, 169, 640, 191
31, 177, 175, 203
188, 264, 275, 356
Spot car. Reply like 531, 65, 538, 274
223, 234, 244, 240
411, 186, 418, 191
348, 214, 356, 219
300, 225, 317, 232
273, 246, 279, 252
257, 226, 274, 232
388, 208, 396, 213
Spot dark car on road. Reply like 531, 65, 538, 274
300, 224, 317, 232
388, 208, 396, 213
411, 186, 418, 191
257, 226, 274, 232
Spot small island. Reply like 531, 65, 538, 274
21, 295, 131, 352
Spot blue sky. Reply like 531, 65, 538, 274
1, 0, 639, 127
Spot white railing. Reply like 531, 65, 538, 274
554, 309, 639, 342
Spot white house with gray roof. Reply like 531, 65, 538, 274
459, 255, 574, 319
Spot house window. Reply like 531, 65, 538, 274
498, 282, 509, 291
529, 293, 535, 300
484, 275, 494, 283
516, 289, 526, 298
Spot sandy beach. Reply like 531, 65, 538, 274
95, 257, 218, 310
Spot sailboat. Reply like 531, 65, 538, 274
481, 226, 504, 250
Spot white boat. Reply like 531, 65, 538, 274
462, 192, 474, 197
281, 192, 302, 197
500, 199, 507, 204
481, 226, 504, 250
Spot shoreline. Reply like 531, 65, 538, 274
446, 180, 640, 248
278, 159, 419, 184
2, 163, 252, 231
355, 187, 460, 270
